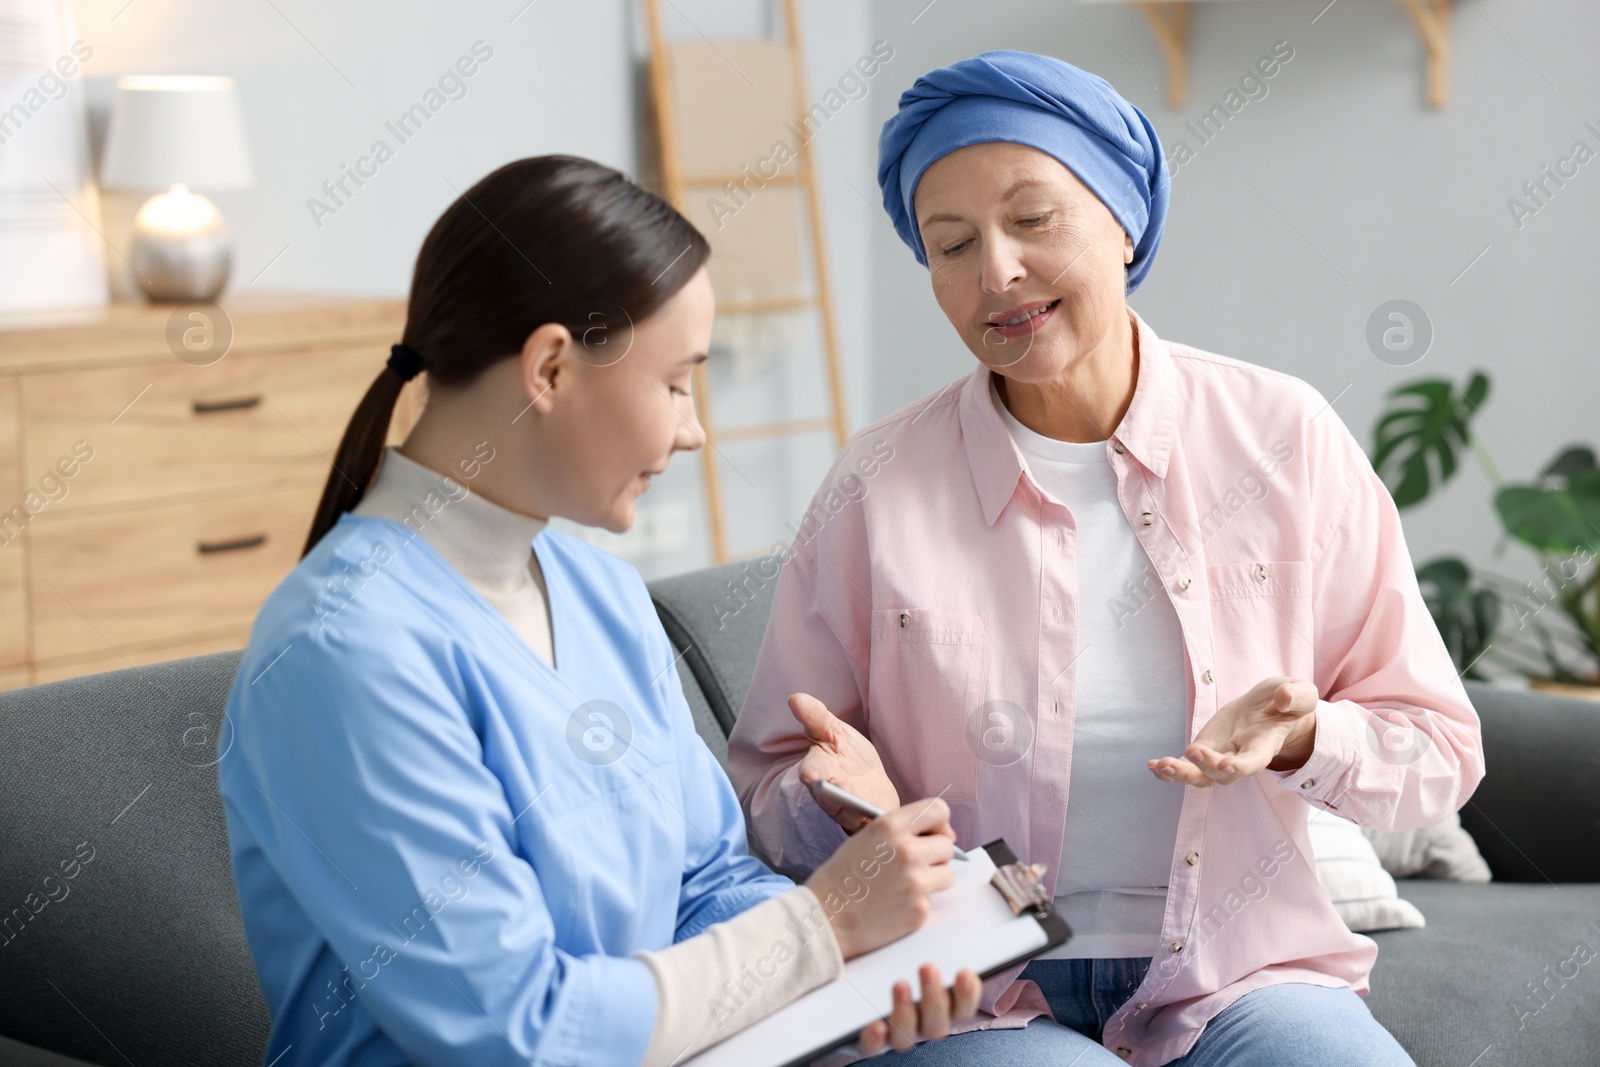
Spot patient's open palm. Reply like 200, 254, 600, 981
790, 693, 900, 831
1147, 676, 1319, 787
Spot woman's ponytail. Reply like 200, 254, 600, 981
300, 345, 426, 557
299, 156, 709, 557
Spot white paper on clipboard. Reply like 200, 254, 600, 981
683, 846, 1062, 1067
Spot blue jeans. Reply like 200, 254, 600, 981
882, 957, 1416, 1066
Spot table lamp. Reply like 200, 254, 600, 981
99, 75, 254, 302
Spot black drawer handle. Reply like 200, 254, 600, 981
192, 396, 261, 414
197, 533, 267, 555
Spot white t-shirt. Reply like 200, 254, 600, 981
991, 377, 1189, 959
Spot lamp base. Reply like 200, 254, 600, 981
128, 185, 233, 303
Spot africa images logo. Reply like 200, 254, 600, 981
966, 699, 1034, 767
1363, 710, 1433, 766
566, 699, 632, 766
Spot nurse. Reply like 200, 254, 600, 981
217, 154, 981, 1067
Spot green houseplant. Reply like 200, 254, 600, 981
1370, 372, 1600, 694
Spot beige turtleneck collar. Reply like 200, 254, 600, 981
352, 445, 555, 667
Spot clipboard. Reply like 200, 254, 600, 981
682, 839, 1071, 1067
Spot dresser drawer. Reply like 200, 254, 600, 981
31, 632, 249, 687
0, 376, 18, 500
0, 295, 405, 373
29, 483, 320, 661
0, 541, 24, 669
21, 343, 400, 511
0, 377, 24, 667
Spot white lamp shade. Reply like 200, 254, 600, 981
100, 75, 255, 191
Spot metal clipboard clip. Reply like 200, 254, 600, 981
991, 861, 1051, 918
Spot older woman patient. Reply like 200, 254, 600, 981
727, 50, 1482, 1067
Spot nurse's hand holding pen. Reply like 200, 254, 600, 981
792, 692, 984, 1052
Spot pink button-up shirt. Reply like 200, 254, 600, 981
726, 307, 1484, 1066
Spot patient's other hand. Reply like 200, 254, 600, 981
789, 692, 899, 832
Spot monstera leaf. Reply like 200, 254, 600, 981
1415, 556, 1501, 679
1495, 446, 1600, 556
1371, 372, 1490, 509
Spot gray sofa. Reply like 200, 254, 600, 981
2, 558, 1597, 1066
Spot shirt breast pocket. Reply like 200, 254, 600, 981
1205, 560, 1316, 697
868, 608, 989, 804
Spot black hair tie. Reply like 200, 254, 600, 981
386, 343, 425, 382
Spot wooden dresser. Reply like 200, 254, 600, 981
0, 294, 421, 691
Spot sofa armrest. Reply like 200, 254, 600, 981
1460, 681, 1600, 883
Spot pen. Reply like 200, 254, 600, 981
808, 779, 970, 861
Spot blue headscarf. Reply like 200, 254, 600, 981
877, 50, 1168, 293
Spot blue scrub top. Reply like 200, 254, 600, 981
218, 512, 792, 1066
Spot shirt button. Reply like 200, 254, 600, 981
1169, 939, 1184, 952
1300, 778, 1316, 790
1185, 851, 1199, 865
1137, 1001, 1148, 1010
1254, 564, 1270, 581
1178, 576, 1191, 590
1113, 440, 1126, 454
899, 613, 910, 628
1201, 669, 1213, 685
1117, 1048, 1133, 1059
1140, 512, 1154, 525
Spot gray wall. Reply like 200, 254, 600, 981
866, 0, 1599, 621
65, 0, 1599, 612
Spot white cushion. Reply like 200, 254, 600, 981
1305, 808, 1426, 932
1362, 809, 1492, 881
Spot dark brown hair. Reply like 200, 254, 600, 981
301, 155, 709, 557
